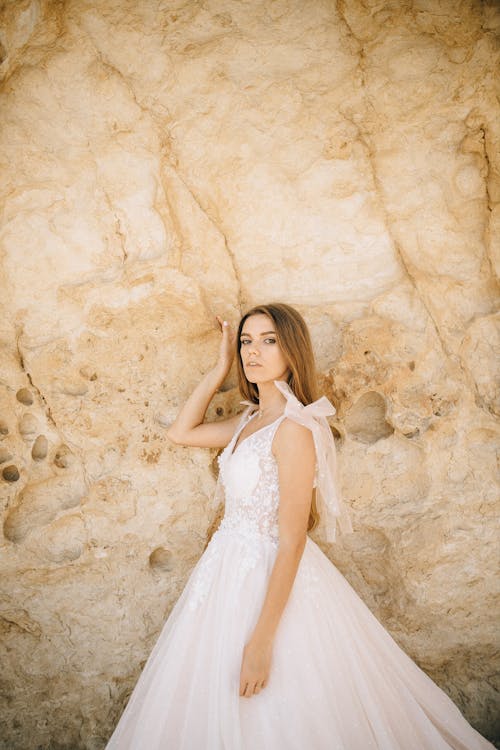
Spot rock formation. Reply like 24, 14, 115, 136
0, 1, 498, 748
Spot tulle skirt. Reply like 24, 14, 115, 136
105, 528, 494, 749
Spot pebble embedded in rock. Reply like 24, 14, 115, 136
32, 435, 49, 461
16, 387, 34, 405
2, 465, 20, 482
18, 413, 38, 436
0, 420, 9, 436
80, 366, 98, 381
59, 381, 88, 396
54, 445, 74, 468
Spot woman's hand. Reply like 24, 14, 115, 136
239, 636, 273, 698
215, 315, 236, 376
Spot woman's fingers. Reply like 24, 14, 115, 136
239, 680, 267, 698
240, 681, 251, 697
215, 315, 230, 330
239, 640, 272, 697
215, 315, 235, 374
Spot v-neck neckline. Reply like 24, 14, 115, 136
229, 411, 285, 457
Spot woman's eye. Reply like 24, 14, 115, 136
240, 338, 275, 345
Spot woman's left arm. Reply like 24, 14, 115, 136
239, 418, 316, 698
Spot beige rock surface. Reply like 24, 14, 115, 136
0, 1, 499, 748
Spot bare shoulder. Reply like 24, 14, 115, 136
272, 417, 314, 456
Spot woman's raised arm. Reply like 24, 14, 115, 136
166, 317, 242, 449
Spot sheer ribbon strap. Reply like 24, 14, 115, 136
273, 380, 353, 542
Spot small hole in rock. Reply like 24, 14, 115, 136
2, 464, 19, 482
149, 546, 174, 571
345, 391, 393, 444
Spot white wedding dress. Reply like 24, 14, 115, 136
105, 407, 494, 749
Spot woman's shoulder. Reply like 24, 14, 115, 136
272, 416, 315, 453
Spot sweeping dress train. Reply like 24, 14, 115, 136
105, 401, 494, 749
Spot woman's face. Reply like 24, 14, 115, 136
239, 314, 290, 384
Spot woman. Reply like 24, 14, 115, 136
105, 302, 494, 749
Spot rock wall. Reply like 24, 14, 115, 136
0, 1, 499, 748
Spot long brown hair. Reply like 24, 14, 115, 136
235, 302, 320, 533
236, 302, 318, 406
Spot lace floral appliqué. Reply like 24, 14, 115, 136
186, 414, 283, 611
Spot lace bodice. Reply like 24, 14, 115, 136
186, 411, 285, 611
216, 410, 285, 545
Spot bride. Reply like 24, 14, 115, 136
105, 302, 494, 749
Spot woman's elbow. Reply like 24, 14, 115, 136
166, 427, 184, 445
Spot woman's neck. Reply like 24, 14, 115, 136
255, 382, 287, 419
